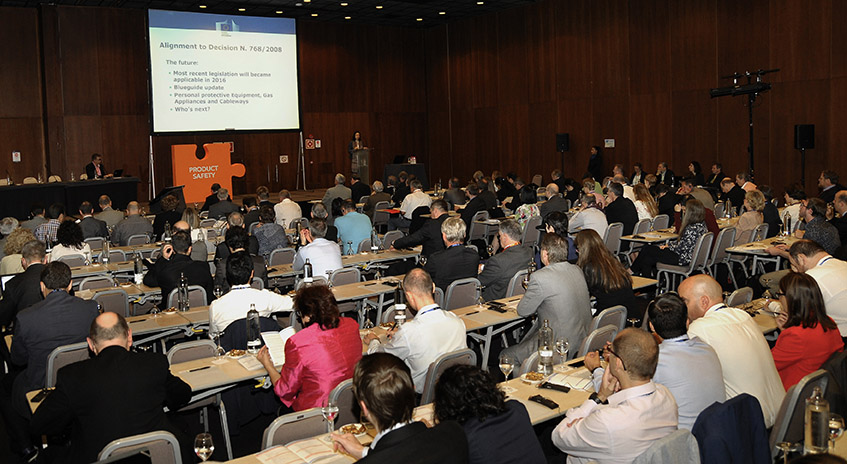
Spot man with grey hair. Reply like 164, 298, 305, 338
569, 192, 608, 237
111, 201, 153, 245
274, 189, 302, 228
363, 181, 391, 219
209, 187, 239, 220
94, 195, 124, 227
604, 182, 639, 235
392, 200, 448, 258
293, 217, 342, 278
309, 202, 338, 242
390, 179, 432, 231
322, 173, 352, 210
540, 183, 568, 219
423, 217, 479, 292
478, 218, 533, 301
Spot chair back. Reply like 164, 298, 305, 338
190, 241, 209, 262
531, 174, 543, 186
294, 276, 328, 290
22, 176, 38, 184
357, 238, 372, 253
80, 275, 116, 290
205, 228, 218, 240
603, 222, 624, 255
127, 234, 149, 246
709, 227, 736, 266
714, 202, 725, 219
329, 379, 358, 426
521, 215, 543, 250
726, 287, 753, 307
94, 288, 130, 318
632, 428, 700, 464
56, 253, 87, 267
634, 218, 652, 235
262, 408, 325, 449
359, 195, 370, 204
251, 277, 264, 290
248, 221, 260, 235
591, 305, 627, 333
98, 431, 182, 464
85, 237, 105, 251
468, 210, 490, 242
690, 232, 714, 271
199, 218, 217, 228
520, 351, 540, 375
420, 348, 477, 404
444, 277, 481, 310
433, 286, 444, 308
577, 325, 618, 358
752, 223, 769, 242
382, 230, 404, 249
372, 201, 391, 229
290, 217, 309, 230
506, 269, 528, 297
107, 249, 127, 262
652, 214, 670, 230
166, 285, 207, 309
769, 370, 829, 456
46, 342, 90, 388
167, 340, 217, 364
329, 267, 360, 286
220, 316, 280, 351
269, 247, 296, 266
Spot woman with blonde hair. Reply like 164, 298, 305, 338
734, 190, 765, 245
632, 183, 658, 220
181, 207, 204, 241
0, 228, 37, 274
575, 229, 637, 315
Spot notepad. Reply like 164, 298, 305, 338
547, 371, 593, 391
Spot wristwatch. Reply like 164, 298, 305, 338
589, 392, 607, 405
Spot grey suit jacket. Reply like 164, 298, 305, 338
322, 184, 352, 209
540, 196, 569, 218
79, 216, 108, 239
111, 215, 153, 245
503, 261, 592, 367
95, 208, 125, 228
479, 244, 534, 301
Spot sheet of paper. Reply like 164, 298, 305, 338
177, 365, 223, 386
287, 438, 353, 463
262, 327, 296, 367
237, 355, 264, 371
255, 446, 306, 464
547, 371, 593, 391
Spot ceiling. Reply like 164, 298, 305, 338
1, 0, 542, 27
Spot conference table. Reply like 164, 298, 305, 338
267, 248, 421, 279
0, 177, 140, 221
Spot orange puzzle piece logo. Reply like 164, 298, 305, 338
171, 143, 246, 204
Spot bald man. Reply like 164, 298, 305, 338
111, 201, 153, 246
679, 274, 784, 427
31, 312, 192, 463
540, 183, 569, 219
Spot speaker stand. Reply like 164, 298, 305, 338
799, 147, 806, 188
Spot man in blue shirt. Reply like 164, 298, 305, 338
335, 199, 373, 255
586, 292, 725, 430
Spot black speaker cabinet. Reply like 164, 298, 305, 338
795, 124, 815, 149
556, 133, 569, 152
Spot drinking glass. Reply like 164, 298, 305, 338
419, 255, 427, 267
555, 338, 570, 362
194, 433, 214, 462
322, 399, 339, 437
486, 243, 495, 257
212, 331, 226, 359
830, 413, 845, 452
213, 285, 223, 300
498, 353, 514, 382
521, 274, 530, 290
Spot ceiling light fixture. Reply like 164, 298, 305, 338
375, 5, 383, 9
477, 1, 484, 4
416, 18, 423, 21
238, 7, 246, 11
311, 12, 318, 16
276, 10, 283, 14
340, 2, 348, 5
345, 16, 351, 19
199, 4, 206, 8
438, 11, 445, 15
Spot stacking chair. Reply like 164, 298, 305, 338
357, 238, 372, 253
328, 379, 357, 426
577, 325, 618, 358
46, 342, 90, 388
251, 277, 264, 290
506, 269, 529, 297
94, 288, 130, 318
769, 370, 830, 458
79, 275, 115, 290
166, 285, 207, 309
467, 210, 490, 243
126, 234, 149, 246
651, 214, 670, 230
603, 222, 624, 256
294, 276, 328, 290
705, 227, 738, 289
713, 202, 725, 219
166, 341, 233, 460
289, 217, 309, 230
531, 174, 543, 186
521, 216, 543, 251
520, 352, 540, 375
56, 254, 87, 267
106, 249, 127, 263
268, 247, 296, 266
444, 277, 481, 310
590, 305, 627, 333
98, 431, 182, 464
262, 408, 325, 449
656, 232, 713, 293
199, 218, 217, 228
632, 429, 700, 464
420, 348, 477, 404
382, 230, 404, 249
381, 304, 416, 325
620, 218, 651, 266
248, 222, 260, 235
730, 223, 769, 278
329, 267, 361, 321
433, 287, 444, 308
84, 237, 105, 251
726, 287, 753, 307
372, 201, 391, 233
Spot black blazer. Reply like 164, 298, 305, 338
143, 253, 214, 308
360, 421, 468, 464
208, 200, 240, 220
30, 345, 193, 464
351, 182, 371, 204
392, 185, 411, 206
479, 244, 533, 301
460, 196, 488, 229
657, 193, 678, 218
540, 196, 569, 218
78, 216, 108, 239
200, 192, 219, 211
722, 185, 746, 214
214, 254, 268, 292
152, 210, 182, 240
763, 202, 783, 239
393, 215, 447, 258
478, 190, 497, 210
587, 153, 603, 182
658, 169, 676, 187
215, 234, 260, 260
821, 185, 846, 204
84, 162, 105, 179
604, 197, 639, 235
243, 208, 261, 227
0, 264, 44, 328
424, 245, 480, 292
462, 400, 545, 464
707, 171, 726, 190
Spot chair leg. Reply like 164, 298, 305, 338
201, 406, 209, 433
217, 398, 234, 460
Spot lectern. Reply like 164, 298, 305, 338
352, 148, 370, 185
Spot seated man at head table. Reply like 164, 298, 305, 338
423, 217, 480, 293
213, 227, 268, 294
500, 233, 591, 370
293, 217, 342, 279
331, 353, 469, 464
143, 230, 214, 309
110, 201, 153, 246
30, 312, 193, 464
587, 293, 725, 431
568, 192, 607, 238
390, 199, 448, 259
84, 152, 113, 179
335, 199, 373, 256
364, 268, 467, 394
94, 195, 124, 228
552, 328, 679, 463
0, 240, 47, 328
77, 201, 107, 240
679, 274, 785, 428
2, 261, 98, 461
214, 210, 259, 261
478, 218, 533, 302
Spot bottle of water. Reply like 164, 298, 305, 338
784, 213, 792, 237
805, 385, 829, 454
133, 251, 144, 284
393, 284, 407, 327
537, 319, 554, 375
295, 221, 302, 248
370, 228, 379, 253
303, 258, 313, 283
177, 272, 189, 311
246, 304, 262, 354
101, 241, 110, 264
163, 221, 172, 242
725, 200, 732, 219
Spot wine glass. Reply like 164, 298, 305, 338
419, 255, 427, 267
322, 399, 339, 438
521, 274, 530, 290
555, 338, 570, 362
498, 353, 514, 382
776, 442, 797, 464
211, 331, 226, 359
830, 413, 845, 452
213, 285, 223, 300
486, 243, 495, 257
194, 433, 214, 462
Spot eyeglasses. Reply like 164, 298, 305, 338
604, 345, 627, 371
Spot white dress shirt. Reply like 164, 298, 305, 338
208, 285, 294, 333
806, 256, 847, 335
622, 184, 636, 203
399, 189, 433, 220
49, 243, 92, 264
274, 199, 302, 228
293, 238, 343, 278
688, 304, 785, 428
568, 207, 608, 237
553, 381, 678, 464
367, 304, 467, 393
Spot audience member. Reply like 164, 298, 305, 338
242, 196, 260, 227
540, 183, 568, 219
587, 146, 603, 182
94, 195, 123, 227
631, 199, 708, 278
760, 185, 783, 238
0, 240, 46, 327
734, 189, 765, 245
363, 181, 392, 219
310, 203, 338, 242
575, 229, 637, 317
208, 188, 239, 220
680, 274, 785, 427
77, 201, 107, 239
0, 217, 18, 261
213, 227, 269, 294
0, 228, 36, 275
293, 218, 342, 279
49, 220, 91, 263
657, 161, 675, 187
424, 217, 479, 292
390, 179, 432, 231
568, 192, 608, 237
736, 171, 757, 192
253, 205, 290, 259
603, 182, 639, 235
633, 183, 658, 220
580, 178, 605, 208
677, 178, 715, 211
214, 210, 260, 260
391, 171, 411, 206
706, 163, 726, 191
335, 199, 373, 255
111, 201, 153, 246
479, 219, 533, 301
257, 185, 274, 208
200, 183, 224, 211
391, 200, 448, 258
20, 205, 46, 231
720, 177, 745, 215
446, 177, 469, 208
495, 176, 517, 205
350, 174, 371, 204
799, 198, 842, 254
152, 194, 182, 239
322, 173, 353, 211
34, 203, 64, 244
782, 184, 806, 230
514, 185, 540, 232
460, 183, 487, 228
143, 231, 214, 308
542, 211, 577, 263
829, 191, 847, 246
274, 189, 302, 229
655, 184, 677, 217
630, 163, 645, 185
819, 170, 845, 204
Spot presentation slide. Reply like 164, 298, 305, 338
148, 9, 300, 133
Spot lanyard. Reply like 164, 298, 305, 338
417, 306, 440, 317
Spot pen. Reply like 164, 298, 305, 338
465, 311, 479, 316
188, 366, 211, 373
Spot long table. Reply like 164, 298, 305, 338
0, 177, 140, 220
268, 248, 421, 279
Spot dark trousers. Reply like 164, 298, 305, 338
630, 244, 681, 278
0, 369, 33, 455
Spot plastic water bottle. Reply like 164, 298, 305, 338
805, 386, 829, 454
303, 258, 313, 283
370, 228, 379, 253
101, 241, 110, 264
163, 221, 172, 242
393, 284, 407, 327
246, 304, 261, 354
133, 251, 144, 284
784, 213, 792, 237
177, 272, 189, 311
537, 319, 554, 375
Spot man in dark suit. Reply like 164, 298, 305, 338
350, 174, 371, 204
720, 177, 745, 215
479, 219, 533, 301
31, 312, 193, 464
331, 353, 468, 464
657, 161, 675, 188
392, 200, 448, 258
445, 177, 468, 208
0, 240, 46, 328
214, 211, 259, 261
630, 162, 645, 185
655, 184, 678, 218
214, 226, 267, 292
424, 217, 479, 292
2, 262, 98, 460
208, 188, 240, 220
460, 183, 487, 229
587, 146, 603, 182
84, 153, 112, 179
706, 163, 726, 191
363, 181, 392, 220
392, 172, 410, 206
604, 182, 639, 235
242, 196, 260, 227
201, 183, 224, 211
144, 231, 214, 308
540, 183, 569, 219
256, 185, 274, 209
477, 178, 497, 210
819, 170, 846, 204
77, 201, 107, 239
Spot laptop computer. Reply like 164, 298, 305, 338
113, 169, 124, 177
